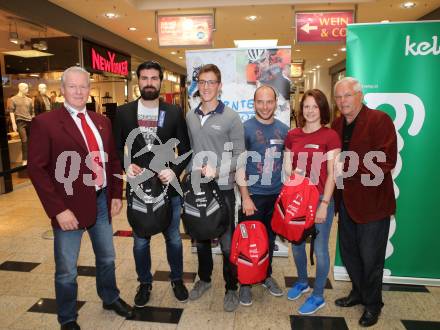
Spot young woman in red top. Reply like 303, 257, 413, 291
284, 89, 341, 314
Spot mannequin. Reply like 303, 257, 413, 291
34, 83, 52, 115
8, 83, 34, 165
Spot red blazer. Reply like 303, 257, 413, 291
28, 107, 123, 229
331, 105, 397, 223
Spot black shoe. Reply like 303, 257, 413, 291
172, 280, 189, 302
134, 283, 152, 307
61, 321, 80, 330
103, 298, 133, 318
359, 310, 380, 327
335, 295, 362, 307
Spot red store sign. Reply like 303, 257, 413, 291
83, 39, 131, 78
295, 11, 354, 43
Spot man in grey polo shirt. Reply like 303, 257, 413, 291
186, 64, 245, 312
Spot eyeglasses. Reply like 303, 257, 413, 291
197, 80, 219, 87
334, 91, 358, 101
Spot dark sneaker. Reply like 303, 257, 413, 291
171, 280, 188, 303
262, 277, 283, 297
239, 285, 252, 306
134, 283, 152, 307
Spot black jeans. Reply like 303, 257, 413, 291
196, 189, 238, 292
338, 200, 390, 313
241, 193, 278, 278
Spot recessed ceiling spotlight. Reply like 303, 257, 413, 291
178, 56, 183, 59
308, 70, 313, 73
333, 53, 338, 57
295, 49, 301, 52
316, 65, 321, 69
245, 15, 258, 21
146, 37, 153, 41
128, 27, 137, 31
104, 12, 118, 19
401, 1, 416, 9
170, 51, 177, 55
340, 47, 346, 52
326, 58, 332, 61
312, 68, 316, 71
381, 20, 390, 23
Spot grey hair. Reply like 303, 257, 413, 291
334, 77, 362, 94
61, 66, 91, 86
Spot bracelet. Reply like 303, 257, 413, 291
321, 200, 329, 205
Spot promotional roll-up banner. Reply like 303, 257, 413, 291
186, 47, 292, 127
334, 21, 440, 286
186, 47, 292, 256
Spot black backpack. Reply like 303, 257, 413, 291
126, 175, 171, 238
181, 172, 228, 240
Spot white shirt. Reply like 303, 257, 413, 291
65, 102, 107, 189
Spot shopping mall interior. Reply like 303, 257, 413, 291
0, 0, 439, 329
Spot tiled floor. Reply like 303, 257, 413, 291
1, 182, 440, 329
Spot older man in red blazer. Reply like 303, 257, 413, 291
28, 66, 132, 330
331, 77, 397, 328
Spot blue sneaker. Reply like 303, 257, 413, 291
287, 282, 310, 301
298, 295, 326, 315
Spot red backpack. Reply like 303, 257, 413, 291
230, 221, 269, 285
271, 175, 320, 263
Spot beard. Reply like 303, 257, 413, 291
140, 86, 160, 100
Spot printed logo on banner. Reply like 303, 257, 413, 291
405, 35, 439, 56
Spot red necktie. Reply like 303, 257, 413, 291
77, 113, 104, 187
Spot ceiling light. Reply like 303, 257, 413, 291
128, 27, 137, 31
316, 65, 321, 69
381, 20, 390, 23
234, 39, 278, 48
3, 50, 54, 58
401, 2, 416, 9
146, 37, 153, 42
326, 58, 332, 61
295, 49, 301, 52
30, 74, 40, 77
104, 12, 117, 19
170, 51, 177, 55
245, 15, 258, 21
340, 47, 346, 52
333, 53, 338, 57
178, 56, 183, 59
312, 68, 316, 71
308, 70, 313, 73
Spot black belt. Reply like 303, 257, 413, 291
96, 187, 106, 197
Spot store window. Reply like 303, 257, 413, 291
0, 9, 79, 192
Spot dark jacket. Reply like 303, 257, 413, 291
332, 105, 397, 223
113, 99, 191, 196
28, 107, 123, 229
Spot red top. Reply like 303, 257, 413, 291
285, 127, 341, 194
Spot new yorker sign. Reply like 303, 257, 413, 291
295, 11, 354, 43
83, 39, 131, 78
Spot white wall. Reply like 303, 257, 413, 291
304, 67, 332, 102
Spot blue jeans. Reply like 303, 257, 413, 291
291, 196, 335, 298
133, 195, 183, 283
53, 189, 119, 325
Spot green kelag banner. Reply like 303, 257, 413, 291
334, 21, 440, 285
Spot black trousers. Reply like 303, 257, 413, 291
196, 189, 238, 292
338, 200, 390, 313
